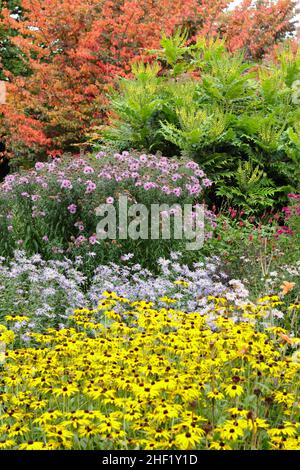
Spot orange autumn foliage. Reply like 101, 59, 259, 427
280, 281, 296, 295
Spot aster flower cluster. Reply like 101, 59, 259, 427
88, 253, 248, 314
3, 249, 299, 350
0, 251, 86, 343
2, 151, 212, 199
0, 251, 250, 345
0, 151, 215, 266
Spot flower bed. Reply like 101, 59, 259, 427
1, 294, 300, 450
0, 251, 249, 346
0, 151, 215, 271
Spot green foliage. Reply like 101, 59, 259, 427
101, 35, 300, 212
150, 28, 192, 77
217, 161, 283, 212
0, 1, 30, 79
103, 63, 169, 152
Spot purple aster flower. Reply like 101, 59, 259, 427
67, 204, 77, 214
83, 166, 94, 174
121, 253, 134, 261
89, 235, 98, 245
61, 179, 73, 189
85, 180, 97, 193
143, 182, 156, 190
35, 162, 45, 171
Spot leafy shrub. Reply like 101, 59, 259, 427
0, 150, 215, 272
101, 36, 300, 212
216, 161, 281, 212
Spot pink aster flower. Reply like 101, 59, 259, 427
75, 235, 86, 246
173, 187, 182, 197
67, 204, 77, 214
186, 161, 199, 170
140, 154, 148, 163
203, 178, 212, 187
143, 182, 156, 190
35, 162, 45, 171
95, 151, 106, 159
89, 235, 98, 245
83, 166, 94, 174
161, 186, 171, 194
85, 180, 97, 193
61, 179, 73, 189
195, 169, 205, 177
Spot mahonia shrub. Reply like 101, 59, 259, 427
0, 150, 215, 271
102, 37, 300, 211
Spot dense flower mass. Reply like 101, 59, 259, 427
283, 194, 300, 220
0, 151, 215, 268
2, 151, 212, 198
0, 251, 249, 345
0, 2, 299, 454
1, 294, 300, 450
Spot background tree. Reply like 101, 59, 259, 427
0, 0, 30, 79
0, 0, 297, 162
